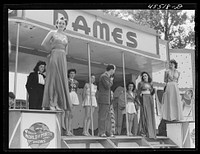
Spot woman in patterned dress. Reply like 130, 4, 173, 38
82, 74, 97, 136
66, 68, 80, 136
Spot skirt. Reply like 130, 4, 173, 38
127, 102, 136, 114
161, 82, 183, 121
69, 91, 80, 105
122, 102, 136, 114
42, 49, 72, 111
82, 95, 97, 107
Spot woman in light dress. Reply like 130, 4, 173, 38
82, 74, 97, 136
161, 59, 183, 121
118, 82, 139, 136
41, 17, 72, 112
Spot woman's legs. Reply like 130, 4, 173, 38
128, 113, 134, 136
86, 107, 95, 135
65, 110, 73, 135
83, 106, 90, 135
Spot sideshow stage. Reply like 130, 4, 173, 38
9, 109, 194, 149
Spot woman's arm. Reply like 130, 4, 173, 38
150, 83, 155, 95
64, 36, 69, 55
82, 83, 88, 101
164, 70, 168, 83
177, 71, 180, 82
41, 30, 54, 52
137, 82, 142, 97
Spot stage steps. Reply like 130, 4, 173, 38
61, 135, 179, 149
109, 135, 151, 148
61, 136, 116, 148
144, 136, 179, 148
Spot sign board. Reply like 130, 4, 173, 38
20, 112, 57, 149
24, 10, 158, 55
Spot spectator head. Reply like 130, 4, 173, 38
9, 92, 15, 109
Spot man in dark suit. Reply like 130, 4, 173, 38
98, 64, 116, 137
26, 61, 46, 110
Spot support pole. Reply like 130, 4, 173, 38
121, 51, 129, 136
87, 43, 94, 136
13, 22, 20, 109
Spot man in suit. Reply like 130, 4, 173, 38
26, 61, 46, 110
98, 64, 116, 137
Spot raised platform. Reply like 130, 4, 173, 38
61, 135, 179, 149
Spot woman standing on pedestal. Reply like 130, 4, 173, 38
41, 17, 72, 112
161, 59, 183, 121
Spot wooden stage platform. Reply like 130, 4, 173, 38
61, 135, 179, 149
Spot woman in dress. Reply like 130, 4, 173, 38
66, 68, 80, 136
82, 74, 97, 136
41, 17, 72, 111
118, 82, 139, 136
137, 72, 156, 139
161, 59, 183, 121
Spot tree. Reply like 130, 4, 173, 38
102, 10, 195, 49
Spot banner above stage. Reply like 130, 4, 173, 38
23, 10, 159, 56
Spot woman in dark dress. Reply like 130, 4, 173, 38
26, 61, 46, 109
137, 72, 156, 139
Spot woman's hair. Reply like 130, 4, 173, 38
106, 64, 116, 71
68, 68, 76, 77
141, 71, 152, 83
126, 81, 136, 91
33, 61, 46, 72
55, 17, 68, 30
169, 59, 178, 69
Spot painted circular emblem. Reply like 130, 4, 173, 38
23, 122, 54, 148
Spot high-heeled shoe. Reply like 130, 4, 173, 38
82, 132, 90, 136
49, 106, 56, 111
55, 106, 62, 111
66, 131, 74, 136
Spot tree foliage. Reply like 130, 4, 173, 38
103, 10, 195, 49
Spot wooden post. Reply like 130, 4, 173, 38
13, 22, 20, 109
87, 43, 94, 136
121, 51, 129, 135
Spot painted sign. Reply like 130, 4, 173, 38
23, 122, 54, 148
20, 112, 57, 148
24, 10, 157, 55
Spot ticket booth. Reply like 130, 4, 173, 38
9, 109, 62, 149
